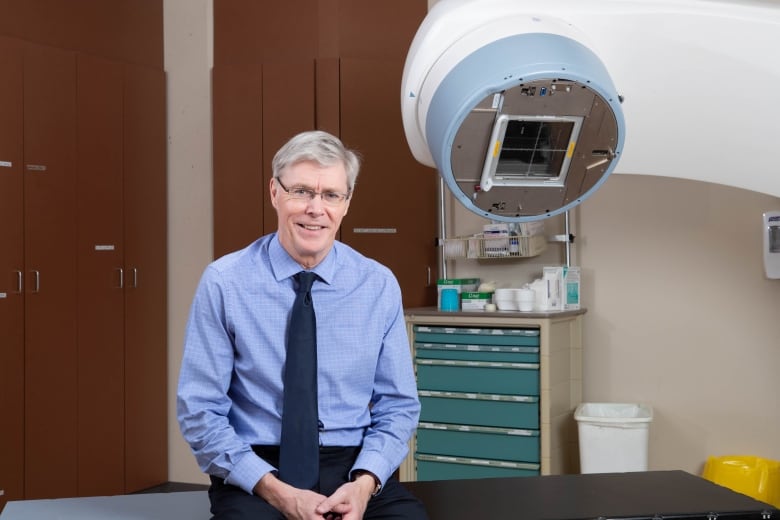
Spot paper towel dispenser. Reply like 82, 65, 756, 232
402, 0, 625, 222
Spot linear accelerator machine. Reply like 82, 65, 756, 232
401, 0, 780, 273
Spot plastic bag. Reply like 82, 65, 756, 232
702, 455, 780, 508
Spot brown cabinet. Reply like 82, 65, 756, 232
0, 38, 167, 508
23, 41, 80, 500
76, 53, 126, 497
123, 61, 168, 493
339, 57, 439, 307
212, 0, 438, 308
212, 63, 265, 255
0, 35, 25, 511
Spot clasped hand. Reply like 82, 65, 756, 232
256, 472, 374, 520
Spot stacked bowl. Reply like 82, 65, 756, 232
493, 288, 536, 311
493, 288, 520, 311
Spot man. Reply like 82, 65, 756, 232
177, 130, 428, 520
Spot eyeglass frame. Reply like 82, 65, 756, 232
274, 177, 352, 206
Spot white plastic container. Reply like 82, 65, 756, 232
574, 402, 653, 473
493, 288, 520, 311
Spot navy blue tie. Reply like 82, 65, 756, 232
278, 271, 319, 490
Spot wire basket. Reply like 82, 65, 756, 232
442, 234, 547, 259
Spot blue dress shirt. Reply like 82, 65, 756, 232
177, 233, 420, 494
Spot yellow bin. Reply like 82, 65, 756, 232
702, 455, 780, 508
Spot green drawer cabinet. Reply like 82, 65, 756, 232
414, 326, 540, 346
419, 390, 540, 429
415, 454, 540, 480
400, 308, 585, 481
416, 422, 540, 463
416, 359, 540, 396
415, 342, 540, 363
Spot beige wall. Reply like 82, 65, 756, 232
576, 175, 780, 472
164, 1, 780, 483
164, 0, 213, 484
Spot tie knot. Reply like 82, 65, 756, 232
294, 271, 317, 294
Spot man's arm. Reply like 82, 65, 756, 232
176, 267, 275, 493
349, 286, 421, 488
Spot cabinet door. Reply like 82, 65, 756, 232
23, 43, 79, 499
0, 35, 25, 509
123, 62, 168, 492
260, 60, 316, 235
339, 58, 439, 308
212, 60, 316, 257
76, 54, 125, 496
212, 64, 264, 257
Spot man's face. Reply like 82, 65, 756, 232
270, 160, 351, 268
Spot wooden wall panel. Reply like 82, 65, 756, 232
212, 65, 264, 257
123, 63, 168, 492
0, 0, 163, 68
260, 60, 317, 235
23, 43, 79, 500
214, 0, 319, 65
0, 35, 25, 511
76, 54, 126, 497
337, 0, 428, 58
339, 58, 439, 308
315, 58, 340, 136
211, 60, 319, 254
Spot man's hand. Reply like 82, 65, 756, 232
254, 472, 330, 520
314, 473, 376, 520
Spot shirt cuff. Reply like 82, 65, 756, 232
225, 450, 276, 494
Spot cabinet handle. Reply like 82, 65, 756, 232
132, 267, 138, 288
417, 359, 539, 370
15, 271, 22, 293
31, 270, 40, 293
426, 266, 431, 287
117, 268, 124, 289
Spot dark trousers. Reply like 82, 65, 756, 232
208, 446, 429, 520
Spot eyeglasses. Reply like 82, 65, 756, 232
275, 178, 351, 206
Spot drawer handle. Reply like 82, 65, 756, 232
418, 421, 538, 436
416, 359, 539, 370
415, 453, 540, 471
418, 390, 538, 403
415, 342, 539, 354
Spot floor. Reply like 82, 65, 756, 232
0, 483, 211, 520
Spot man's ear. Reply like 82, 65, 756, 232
269, 177, 278, 209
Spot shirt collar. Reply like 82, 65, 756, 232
268, 233, 337, 286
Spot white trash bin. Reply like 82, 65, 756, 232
574, 402, 653, 473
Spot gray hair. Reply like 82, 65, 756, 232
272, 130, 361, 191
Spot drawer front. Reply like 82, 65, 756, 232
413, 325, 540, 347
415, 454, 540, 481
416, 422, 540, 463
415, 342, 539, 363
419, 391, 539, 429
416, 360, 539, 396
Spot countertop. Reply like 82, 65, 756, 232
404, 306, 587, 320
